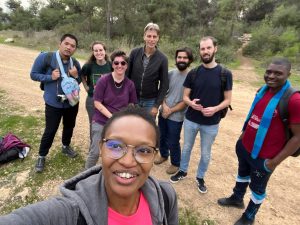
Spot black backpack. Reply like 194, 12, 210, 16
248, 86, 300, 157
277, 87, 300, 157
189, 65, 233, 119
39, 52, 55, 91
39, 52, 77, 91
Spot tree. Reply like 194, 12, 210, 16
0, 7, 9, 30
5, 0, 22, 12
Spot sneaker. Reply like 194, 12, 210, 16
62, 146, 78, 158
234, 214, 254, 225
217, 195, 245, 209
196, 178, 207, 194
166, 165, 179, 175
35, 156, 45, 173
169, 170, 187, 183
154, 156, 168, 165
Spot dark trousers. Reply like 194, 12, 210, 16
158, 115, 183, 167
233, 139, 273, 220
39, 103, 79, 156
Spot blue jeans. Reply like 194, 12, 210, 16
179, 118, 219, 178
138, 98, 156, 112
158, 115, 183, 167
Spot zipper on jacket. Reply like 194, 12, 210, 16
140, 71, 145, 97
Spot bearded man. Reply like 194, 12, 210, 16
170, 36, 233, 194
154, 47, 194, 175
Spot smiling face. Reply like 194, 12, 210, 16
176, 51, 190, 71
112, 56, 128, 76
101, 115, 157, 200
58, 37, 77, 60
264, 63, 290, 92
92, 43, 106, 62
144, 29, 159, 51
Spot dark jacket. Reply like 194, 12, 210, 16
127, 47, 169, 108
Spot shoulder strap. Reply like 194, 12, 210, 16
42, 52, 54, 73
220, 65, 226, 91
190, 66, 199, 83
220, 65, 233, 110
278, 87, 299, 138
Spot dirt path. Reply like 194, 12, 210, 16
0, 44, 299, 224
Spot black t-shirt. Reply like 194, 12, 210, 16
183, 64, 233, 125
80, 62, 112, 97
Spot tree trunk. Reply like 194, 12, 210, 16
106, 0, 111, 40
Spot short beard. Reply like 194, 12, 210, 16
201, 52, 215, 64
176, 62, 189, 71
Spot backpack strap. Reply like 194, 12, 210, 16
42, 52, 55, 73
189, 66, 198, 83
220, 65, 233, 110
278, 87, 299, 139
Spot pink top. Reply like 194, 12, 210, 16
108, 192, 152, 225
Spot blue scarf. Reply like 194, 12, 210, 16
244, 81, 290, 159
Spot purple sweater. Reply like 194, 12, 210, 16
93, 73, 137, 125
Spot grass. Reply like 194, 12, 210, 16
179, 209, 215, 225
0, 89, 85, 214
0, 89, 210, 223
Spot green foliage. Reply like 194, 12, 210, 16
0, 0, 243, 64
179, 208, 215, 225
0, 89, 85, 214
272, 5, 300, 28
2, 0, 300, 67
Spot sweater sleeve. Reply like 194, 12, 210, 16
155, 55, 169, 108
126, 48, 137, 79
0, 197, 79, 225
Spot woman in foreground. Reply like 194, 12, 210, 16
0, 106, 178, 225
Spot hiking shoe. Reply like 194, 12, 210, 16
35, 156, 45, 173
234, 214, 254, 225
169, 170, 187, 183
62, 146, 78, 158
196, 178, 207, 194
166, 165, 179, 175
154, 156, 168, 165
218, 195, 245, 209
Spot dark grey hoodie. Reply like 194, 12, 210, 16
0, 166, 178, 225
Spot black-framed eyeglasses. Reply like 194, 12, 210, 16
113, 61, 127, 66
102, 139, 158, 163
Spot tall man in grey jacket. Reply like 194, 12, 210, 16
127, 22, 169, 117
